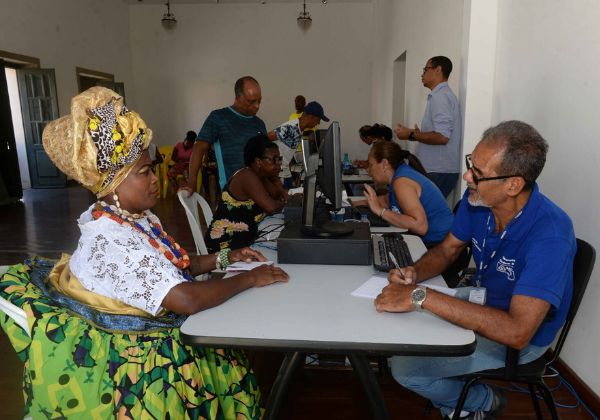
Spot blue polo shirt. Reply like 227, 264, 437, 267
197, 107, 267, 189
452, 184, 575, 347
388, 164, 453, 245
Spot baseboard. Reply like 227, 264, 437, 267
554, 357, 600, 415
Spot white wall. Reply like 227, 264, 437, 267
493, 0, 600, 394
0, 0, 134, 116
128, 2, 373, 160
370, 0, 464, 160
371, 0, 600, 397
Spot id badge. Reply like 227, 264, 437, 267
468, 287, 487, 305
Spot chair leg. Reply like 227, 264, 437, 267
536, 382, 559, 420
528, 383, 543, 419
452, 377, 479, 420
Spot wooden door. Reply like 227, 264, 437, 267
17, 68, 66, 188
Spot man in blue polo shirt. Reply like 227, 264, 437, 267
376, 120, 576, 419
185, 76, 267, 191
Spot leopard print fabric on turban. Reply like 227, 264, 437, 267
87, 100, 146, 191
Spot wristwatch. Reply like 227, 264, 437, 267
408, 131, 416, 141
411, 286, 427, 310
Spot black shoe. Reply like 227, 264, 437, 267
445, 386, 507, 420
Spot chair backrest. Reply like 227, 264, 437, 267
177, 190, 214, 255
549, 237, 596, 363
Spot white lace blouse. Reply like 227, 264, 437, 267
70, 205, 186, 316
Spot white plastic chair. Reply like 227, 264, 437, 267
0, 265, 30, 337
177, 191, 214, 256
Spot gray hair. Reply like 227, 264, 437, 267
481, 120, 548, 190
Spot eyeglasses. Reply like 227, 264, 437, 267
465, 154, 522, 185
262, 155, 283, 164
422, 66, 435, 73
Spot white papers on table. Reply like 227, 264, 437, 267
351, 276, 458, 299
226, 261, 274, 272
351, 276, 388, 299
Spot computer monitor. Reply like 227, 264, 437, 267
301, 121, 354, 237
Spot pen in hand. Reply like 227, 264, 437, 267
388, 251, 407, 282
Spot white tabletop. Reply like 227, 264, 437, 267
181, 235, 475, 355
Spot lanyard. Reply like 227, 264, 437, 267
475, 210, 523, 287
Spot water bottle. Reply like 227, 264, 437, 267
360, 212, 370, 225
342, 153, 351, 171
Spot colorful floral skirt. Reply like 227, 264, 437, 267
0, 261, 264, 419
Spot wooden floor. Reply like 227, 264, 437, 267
0, 186, 595, 419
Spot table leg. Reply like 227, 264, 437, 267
348, 354, 390, 420
264, 351, 304, 420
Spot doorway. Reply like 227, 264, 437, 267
392, 52, 407, 131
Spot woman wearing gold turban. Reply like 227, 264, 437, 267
0, 87, 288, 419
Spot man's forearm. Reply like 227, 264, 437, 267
414, 244, 455, 282
187, 142, 207, 186
414, 131, 449, 145
422, 291, 544, 349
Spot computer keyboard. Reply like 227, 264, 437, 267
353, 206, 390, 227
372, 233, 414, 272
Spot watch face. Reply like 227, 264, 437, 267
413, 289, 426, 301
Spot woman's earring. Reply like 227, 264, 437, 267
113, 192, 122, 213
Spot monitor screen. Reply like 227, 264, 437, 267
300, 121, 353, 237
317, 121, 343, 210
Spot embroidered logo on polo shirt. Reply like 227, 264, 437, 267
496, 256, 516, 281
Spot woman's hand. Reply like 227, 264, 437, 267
248, 264, 289, 287
229, 247, 267, 263
363, 183, 382, 215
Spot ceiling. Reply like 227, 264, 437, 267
125, 0, 370, 4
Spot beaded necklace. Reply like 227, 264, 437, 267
92, 202, 193, 281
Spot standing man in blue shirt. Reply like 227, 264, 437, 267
395, 56, 462, 197
185, 76, 267, 192
377, 121, 576, 419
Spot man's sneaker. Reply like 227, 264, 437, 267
445, 386, 507, 420
487, 386, 507, 418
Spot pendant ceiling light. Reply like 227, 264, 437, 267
161, 0, 177, 30
297, 0, 312, 27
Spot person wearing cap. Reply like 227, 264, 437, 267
0, 86, 290, 417
268, 100, 330, 188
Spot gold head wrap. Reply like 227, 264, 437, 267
42, 86, 152, 197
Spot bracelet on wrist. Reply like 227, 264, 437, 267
379, 208, 387, 218
215, 248, 231, 270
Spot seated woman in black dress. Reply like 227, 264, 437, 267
205, 134, 288, 252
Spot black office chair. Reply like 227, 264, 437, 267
441, 201, 473, 288
450, 238, 596, 420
